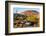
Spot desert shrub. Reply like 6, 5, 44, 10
26, 15, 39, 22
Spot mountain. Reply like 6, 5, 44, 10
16, 10, 39, 16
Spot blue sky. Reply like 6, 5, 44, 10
13, 7, 39, 13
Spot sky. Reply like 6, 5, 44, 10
13, 7, 39, 13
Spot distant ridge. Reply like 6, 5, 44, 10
21, 10, 39, 14
17, 10, 39, 15
14, 10, 39, 16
